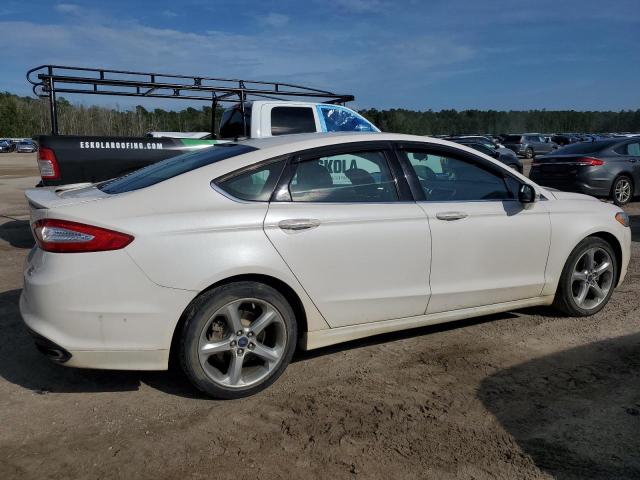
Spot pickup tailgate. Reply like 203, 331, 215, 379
38, 135, 225, 186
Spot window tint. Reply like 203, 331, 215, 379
402, 150, 513, 201
465, 143, 495, 156
216, 159, 286, 201
289, 151, 397, 202
219, 105, 252, 138
98, 144, 257, 194
271, 107, 316, 136
317, 106, 377, 133
503, 135, 523, 143
627, 143, 640, 156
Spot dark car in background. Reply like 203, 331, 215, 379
446, 137, 523, 173
551, 134, 579, 147
502, 134, 557, 158
0, 140, 16, 152
16, 140, 37, 153
529, 138, 640, 205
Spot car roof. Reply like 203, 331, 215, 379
239, 131, 458, 152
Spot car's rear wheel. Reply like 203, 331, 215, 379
179, 281, 297, 399
553, 237, 617, 317
525, 148, 534, 159
611, 175, 633, 206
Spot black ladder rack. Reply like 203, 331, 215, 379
27, 65, 355, 136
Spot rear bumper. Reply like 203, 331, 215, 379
19, 247, 196, 370
530, 170, 612, 197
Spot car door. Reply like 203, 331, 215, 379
263, 143, 431, 328
396, 143, 551, 314
621, 141, 640, 193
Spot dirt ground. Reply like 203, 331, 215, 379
0, 153, 638, 479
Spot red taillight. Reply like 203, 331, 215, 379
37, 147, 60, 180
32, 219, 134, 253
576, 156, 605, 166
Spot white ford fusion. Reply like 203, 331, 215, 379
20, 132, 631, 398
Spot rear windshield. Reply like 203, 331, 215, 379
555, 140, 618, 154
98, 144, 257, 194
502, 135, 523, 143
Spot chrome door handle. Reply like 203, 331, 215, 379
436, 211, 468, 221
278, 219, 321, 231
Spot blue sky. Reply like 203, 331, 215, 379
0, 0, 639, 111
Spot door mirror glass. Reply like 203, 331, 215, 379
519, 183, 537, 203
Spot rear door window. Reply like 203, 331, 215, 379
288, 150, 398, 202
270, 107, 316, 136
627, 142, 640, 156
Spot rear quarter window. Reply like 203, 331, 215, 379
215, 159, 286, 201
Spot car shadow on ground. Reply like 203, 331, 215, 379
0, 287, 519, 399
478, 333, 640, 479
0, 217, 35, 249
293, 311, 518, 362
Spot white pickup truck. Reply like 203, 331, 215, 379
36, 101, 379, 186
217, 101, 378, 139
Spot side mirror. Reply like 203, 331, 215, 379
519, 183, 537, 203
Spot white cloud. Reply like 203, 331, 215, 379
0, 18, 478, 109
261, 13, 289, 28
55, 3, 81, 14
161, 10, 179, 18
331, 0, 387, 13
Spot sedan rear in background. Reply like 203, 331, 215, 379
529, 138, 640, 205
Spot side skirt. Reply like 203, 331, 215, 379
302, 296, 554, 350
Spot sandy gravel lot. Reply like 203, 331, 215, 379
0, 153, 638, 479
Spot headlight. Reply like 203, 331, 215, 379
615, 211, 630, 227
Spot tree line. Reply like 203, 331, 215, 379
1, 91, 639, 138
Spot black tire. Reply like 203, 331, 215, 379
553, 237, 618, 317
524, 148, 534, 159
179, 281, 297, 399
611, 175, 634, 206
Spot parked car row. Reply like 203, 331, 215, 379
530, 137, 640, 206
444, 136, 523, 173
0, 139, 38, 153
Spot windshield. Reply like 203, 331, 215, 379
98, 144, 257, 194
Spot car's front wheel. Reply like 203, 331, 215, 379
553, 237, 617, 317
179, 281, 297, 399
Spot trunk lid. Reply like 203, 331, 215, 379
25, 184, 108, 222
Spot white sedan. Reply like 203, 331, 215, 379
20, 132, 631, 398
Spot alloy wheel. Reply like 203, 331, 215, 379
614, 178, 632, 204
197, 298, 287, 389
570, 247, 614, 310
